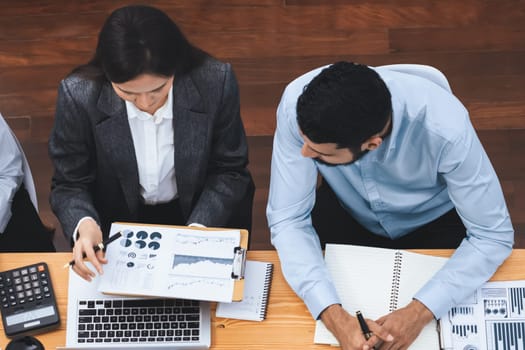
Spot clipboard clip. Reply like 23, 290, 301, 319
231, 246, 247, 280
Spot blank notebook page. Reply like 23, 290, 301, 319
397, 250, 447, 349
314, 244, 448, 349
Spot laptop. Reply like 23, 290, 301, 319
57, 264, 210, 350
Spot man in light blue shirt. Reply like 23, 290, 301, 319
0, 113, 24, 234
267, 62, 514, 349
0, 113, 55, 252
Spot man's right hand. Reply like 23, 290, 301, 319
320, 304, 394, 350
72, 219, 107, 281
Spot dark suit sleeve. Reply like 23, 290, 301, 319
186, 64, 254, 230
48, 79, 100, 242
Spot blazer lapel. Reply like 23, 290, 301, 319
95, 83, 140, 215
172, 74, 208, 218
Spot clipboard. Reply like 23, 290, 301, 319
97, 222, 249, 303
184, 224, 248, 302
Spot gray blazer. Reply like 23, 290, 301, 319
49, 58, 254, 243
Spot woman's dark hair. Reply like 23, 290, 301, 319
72, 5, 208, 82
297, 61, 392, 149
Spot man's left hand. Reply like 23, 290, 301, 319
374, 299, 434, 350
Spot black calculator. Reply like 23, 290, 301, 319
0, 262, 60, 337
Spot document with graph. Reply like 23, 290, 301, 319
439, 280, 525, 350
97, 222, 248, 302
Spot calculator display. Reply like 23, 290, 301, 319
5, 305, 55, 326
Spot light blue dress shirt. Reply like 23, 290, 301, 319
267, 65, 514, 320
0, 113, 24, 233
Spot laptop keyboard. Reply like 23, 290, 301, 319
76, 298, 202, 344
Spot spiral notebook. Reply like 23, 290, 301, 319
314, 244, 448, 349
216, 260, 273, 321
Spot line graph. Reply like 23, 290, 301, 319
172, 255, 233, 278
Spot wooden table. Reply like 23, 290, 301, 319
1, 250, 525, 349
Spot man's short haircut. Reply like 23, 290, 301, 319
297, 61, 392, 148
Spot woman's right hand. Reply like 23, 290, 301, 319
72, 219, 108, 281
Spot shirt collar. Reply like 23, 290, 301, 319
126, 86, 173, 124
373, 80, 402, 163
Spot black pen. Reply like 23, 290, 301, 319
356, 310, 373, 340
63, 231, 122, 268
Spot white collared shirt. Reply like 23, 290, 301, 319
72, 87, 181, 239
126, 86, 177, 205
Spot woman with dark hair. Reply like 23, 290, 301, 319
49, 5, 254, 280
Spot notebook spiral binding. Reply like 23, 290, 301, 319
260, 263, 274, 320
389, 251, 403, 312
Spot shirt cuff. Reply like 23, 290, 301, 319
414, 278, 454, 319
72, 217, 99, 242
303, 280, 342, 320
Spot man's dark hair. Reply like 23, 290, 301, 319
72, 5, 208, 82
297, 61, 392, 149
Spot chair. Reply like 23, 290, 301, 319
380, 64, 452, 93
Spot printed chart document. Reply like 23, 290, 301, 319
97, 222, 248, 302
314, 244, 448, 349
440, 280, 525, 350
